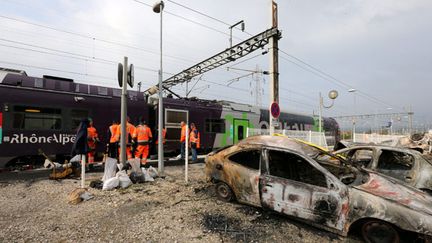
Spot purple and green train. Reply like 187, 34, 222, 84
0, 67, 340, 168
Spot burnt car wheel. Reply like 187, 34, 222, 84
216, 182, 234, 202
361, 220, 400, 243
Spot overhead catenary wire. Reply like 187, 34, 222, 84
0, 15, 194, 64
279, 49, 401, 110
1, 3, 403, 115
133, 1, 402, 113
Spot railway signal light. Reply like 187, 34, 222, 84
117, 63, 134, 88
127, 64, 134, 88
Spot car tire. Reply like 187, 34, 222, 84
215, 182, 234, 202
361, 220, 400, 243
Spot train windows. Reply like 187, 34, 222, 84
97, 87, 108, 96
71, 109, 89, 130
12, 106, 62, 130
34, 78, 43, 88
112, 89, 121, 97
205, 119, 225, 133
165, 109, 188, 125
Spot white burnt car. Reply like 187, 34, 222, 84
205, 135, 432, 242
334, 145, 432, 195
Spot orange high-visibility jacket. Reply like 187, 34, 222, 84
180, 125, 187, 142
88, 126, 98, 141
115, 122, 136, 143
135, 125, 152, 143
156, 128, 166, 144
109, 124, 119, 143
190, 128, 200, 148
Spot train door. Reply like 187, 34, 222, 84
233, 119, 249, 144
164, 108, 189, 153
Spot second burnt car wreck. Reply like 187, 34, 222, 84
205, 135, 432, 242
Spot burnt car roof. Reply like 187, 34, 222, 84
237, 135, 319, 157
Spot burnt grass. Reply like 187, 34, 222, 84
202, 213, 256, 242
200, 203, 345, 242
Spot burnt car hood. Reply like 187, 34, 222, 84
353, 171, 432, 215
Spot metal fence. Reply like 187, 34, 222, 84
246, 128, 328, 149
353, 133, 406, 145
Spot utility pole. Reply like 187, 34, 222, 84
269, 0, 279, 135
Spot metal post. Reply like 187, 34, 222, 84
229, 27, 233, 48
81, 154, 86, 188
120, 56, 128, 167
408, 106, 413, 135
353, 118, 356, 142
269, 0, 279, 135
185, 121, 189, 183
157, 3, 165, 175
318, 92, 323, 133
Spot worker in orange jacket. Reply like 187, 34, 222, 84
115, 117, 136, 160
107, 120, 119, 159
155, 127, 166, 145
180, 121, 186, 160
189, 123, 200, 162
87, 118, 99, 164
134, 118, 152, 165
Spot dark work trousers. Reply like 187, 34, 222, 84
180, 141, 185, 159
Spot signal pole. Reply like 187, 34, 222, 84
120, 57, 128, 167
269, 0, 279, 135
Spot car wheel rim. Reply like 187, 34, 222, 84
362, 221, 399, 243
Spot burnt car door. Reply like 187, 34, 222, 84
224, 147, 262, 207
259, 148, 348, 232
373, 149, 416, 183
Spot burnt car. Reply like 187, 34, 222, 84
205, 135, 432, 242
334, 145, 432, 195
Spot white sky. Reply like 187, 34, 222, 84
1, 0, 431, 131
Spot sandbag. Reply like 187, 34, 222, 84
102, 177, 119, 190
147, 166, 158, 178
116, 170, 132, 188
102, 157, 118, 182
70, 154, 81, 163
142, 168, 154, 182
128, 158, 141, 174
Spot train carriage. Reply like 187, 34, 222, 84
0, 67, 340, 169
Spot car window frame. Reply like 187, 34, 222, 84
375, 148, 416, 171
226, 146, 262, 171
262, 146, 344, 190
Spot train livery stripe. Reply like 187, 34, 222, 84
0, 112, 2, 144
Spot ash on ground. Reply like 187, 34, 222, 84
0, 164, 361, 242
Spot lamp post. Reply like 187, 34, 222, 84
153, 0, 164, 174
229, 20, 245, 48
348, 88, 356, 142
318, 90, 338, 146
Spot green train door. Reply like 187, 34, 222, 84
233, 119, 249, 144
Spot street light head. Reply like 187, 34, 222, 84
348, 88, 356, 93
328, 90, 338, 100
153, 0, 164, 13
